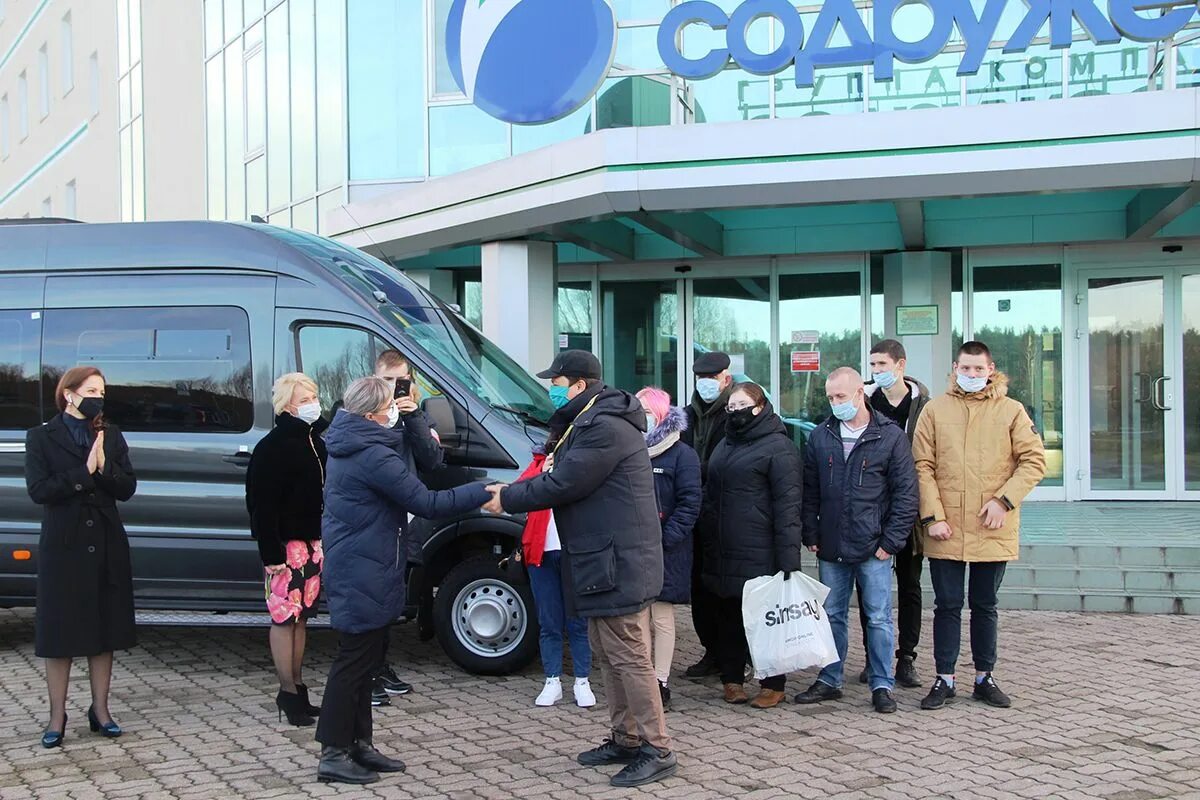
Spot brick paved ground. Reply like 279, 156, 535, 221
1, 607, 1198, 800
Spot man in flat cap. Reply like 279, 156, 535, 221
680, 350, 734, 679
484, 351, 676, 788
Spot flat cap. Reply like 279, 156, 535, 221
692, 351, 731, 375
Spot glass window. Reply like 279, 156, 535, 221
1179, 28, 1200, 89
0, 95, 9, 159
17, 71, 28, 138
41, 197, 52, 216
316, 189, 341, 234
131, 63, 142, 118
246, 154, 266, 218
37, 45, 49, 118
432, 0, 461, 96
224, 41, 245, 220
292, 197, 316, 232
348, 0, 425, 179
601, 280, 679, 401
61, 14, 73, 95
119, 73, 131, 125
686, 10, 769, 122
64, 180, 76, 218
972, 264, 1063, 486
315, 0, 345, 190
244, 0, 264, 27
461, 278, 482, 328
290, 0, 316, 199
869, 50, 962, 113
244, 44, 265, 154
967, 47, 1062, 105
1066, 38, 1160, 98
129, 0, 142, 67
224, 0, 243, 42
118, 0, 130, 75
120, 126, 133, 220
513, 103, 592, 156
298, 325, 389, 412
614, 24, 667, 71
428, 104, 508, 177
265, 4, 289, 209
0, 310, 42, 429
693, 276, 771, 394
593, 76, 671, 130
558, 282, 593, 352
204, 0, 223, 56
778, 271, 863, 446
41, 307, 254, 433
131, 117, 144, 222
775, 11, 865, 118
1183, 274, 1200, 489
206, 56, 226, 219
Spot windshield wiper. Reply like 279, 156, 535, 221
490, 404, 548, 427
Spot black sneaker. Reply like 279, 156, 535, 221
370, 678, 391, 707
972, 675, 1012, 708
793, 681, 843, 705
920, 677, 956, 710
684, 653, 720, 679
858, 668, 868, 684
577, 738, 642, 767
872, 688, 898, 714
659, 681, 672, 712
376, 665, 413, 695
609, 744, 678, 788
895, 657, 921, 688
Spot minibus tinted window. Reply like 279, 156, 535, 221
0, 310, 42, 429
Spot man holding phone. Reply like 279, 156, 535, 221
370, 350, 445, 704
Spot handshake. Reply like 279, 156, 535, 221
482, 483, 507, 514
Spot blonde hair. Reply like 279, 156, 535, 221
272, 372, 318, 415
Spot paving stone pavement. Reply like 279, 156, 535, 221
1, 606, 1199, 800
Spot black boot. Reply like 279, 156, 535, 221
658, 681, 672, 712
275, 690, 315, 727
352, 740, 406, 773
295, 683, 321, 716
684, 652, 720, 679
318, 746, 379, 784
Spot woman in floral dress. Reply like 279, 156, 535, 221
246, 373, 328, 726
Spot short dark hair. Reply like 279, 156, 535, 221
870, 339, 906, 362
730, 381, 767, 408
564, 376, 602, 389
958, 340, 993, 361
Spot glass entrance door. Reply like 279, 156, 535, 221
1081, 271, 1177, 497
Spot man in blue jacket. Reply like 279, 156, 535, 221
794, 367, 919, 714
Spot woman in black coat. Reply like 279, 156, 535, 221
246, 372, 328, 726
25, 367, 137, 748
699, 382, 802, 710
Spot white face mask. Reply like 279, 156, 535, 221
956, 373, 988, 393
295, 401, 322, 424
645, 413, 657, 432
385, 403, 400, 428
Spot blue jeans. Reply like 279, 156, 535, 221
528, 550, 591, 679
816, 557, 895, 692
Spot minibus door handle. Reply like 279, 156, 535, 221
222, 448, 252, 467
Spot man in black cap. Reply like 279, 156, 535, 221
680, 350, 734, 679
484, 351, 676, 789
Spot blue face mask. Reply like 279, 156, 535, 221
696, 378, 721, 403
548, 385, 572, 409
956, 373, 988, 393
831, 400, 858, 422
873, 369, 898, 390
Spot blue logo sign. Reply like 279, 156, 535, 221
446, 0, 618, 125
659, 0, 1199, 89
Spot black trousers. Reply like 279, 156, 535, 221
714, 595, 784, 691
857, 534, 923, 661
316, 626, 387, 749
691, 535, 720, 657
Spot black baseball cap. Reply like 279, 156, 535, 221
693, 351, 731, 375
536, 349, 602, 380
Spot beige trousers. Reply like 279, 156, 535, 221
649, 601, 676, 685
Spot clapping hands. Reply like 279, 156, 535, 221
482, 483, 507, 514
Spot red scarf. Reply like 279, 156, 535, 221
518, 453, 553, 567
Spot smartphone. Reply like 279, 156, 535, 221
394, 378, 412, 399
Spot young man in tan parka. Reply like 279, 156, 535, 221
911, 341, 1046, 711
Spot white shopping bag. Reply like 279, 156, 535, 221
742, 571, 839, 680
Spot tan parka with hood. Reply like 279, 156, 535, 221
911, 372, 1047, 562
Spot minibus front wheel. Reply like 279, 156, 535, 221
433, 554, 539, 675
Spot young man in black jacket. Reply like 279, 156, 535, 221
486, 351, 676, 789
794, 368, 919, 714
855, 339, 931, 688
679, 351, 734, 679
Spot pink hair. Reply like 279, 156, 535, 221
636, 387, 672, 425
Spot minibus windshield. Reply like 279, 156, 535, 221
264, 226, 554, 425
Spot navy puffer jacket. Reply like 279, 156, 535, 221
322, 410, 491, 634
647, 407, 702, 604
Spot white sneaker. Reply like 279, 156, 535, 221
535, 677, 563, 707
574, 677, 596, 708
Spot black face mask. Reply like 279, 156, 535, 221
726, 407, 756, 436
74, 396, 104, 420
